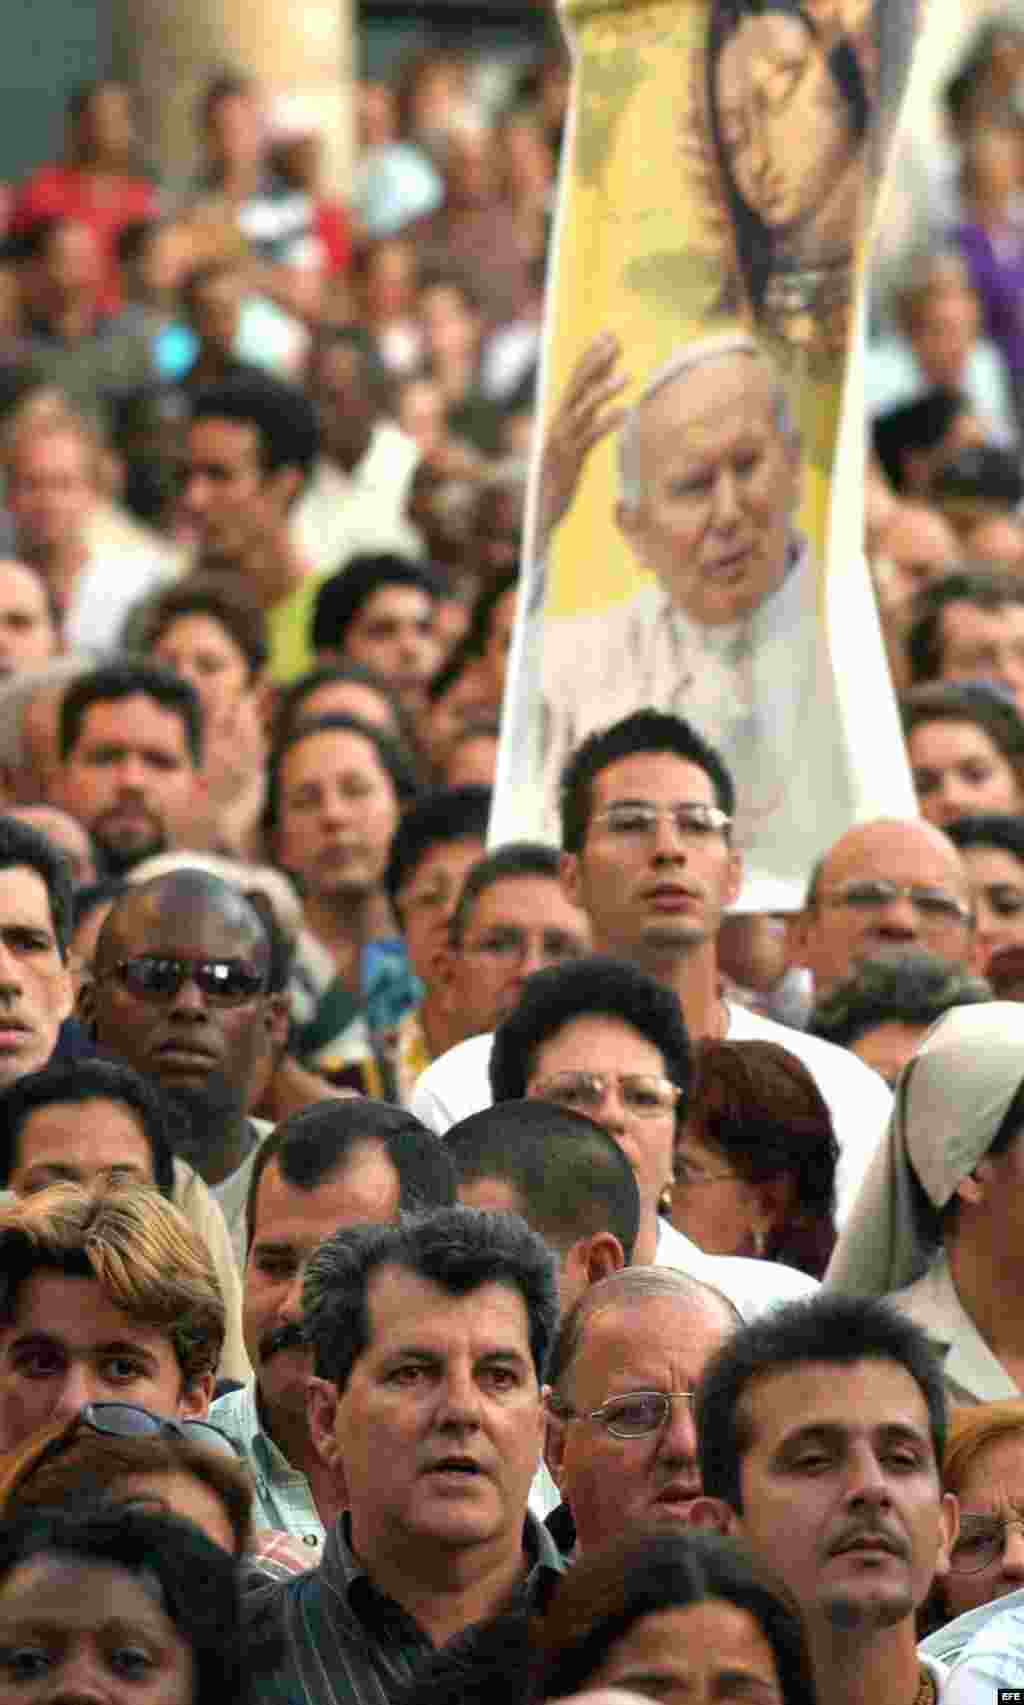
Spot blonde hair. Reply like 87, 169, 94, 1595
944, 1400, 1024, 1493
0, 1183, 225, 1385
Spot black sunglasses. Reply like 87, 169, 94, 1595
98, 955, 267, 1005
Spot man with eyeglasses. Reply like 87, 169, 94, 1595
793, 818, 976, 1003
82, 868, 281, 1266
411, 709, 892, 1226
440, 843, 590, 1047
543, 1266, 740, 1555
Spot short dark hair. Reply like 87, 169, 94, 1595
449, 843, 563, 949
0, 1505, 279, 1705
59, 660, 203, 769
695, 1294, 948, 1513
246, 1098, 456, 1250
463, 571, 518, 660
0, 1060, 176, 1198
532, 1529, 816, 1705
907, 569, 1024, 684
900, 681, 1024, 787
311, 553, 442, 654
271, 661, 408, 748
139, 574, 270, 681
0, 815, 73, 961
560, 710, 736, 853
807, 951, 992, 1050
490, 955, 692, 1115
303, 1206, 559, 1390
264, 713, 420, 839
384, 785, 491, 914
947, 811, 1024, 862
448, 1101, 640, 1262
190, 373, 319, 489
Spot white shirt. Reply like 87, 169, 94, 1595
291, 422, 422, 578
920, 1587, 1024, 1703
409, 1004, 892, 1230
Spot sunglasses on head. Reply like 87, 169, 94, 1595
99, 955, 266, 1005
77, 1402, 239, 1456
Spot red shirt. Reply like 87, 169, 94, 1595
11, 164, 158, 313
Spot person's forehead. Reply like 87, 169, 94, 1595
0, 561, 48, 607
282, 726, 391, 787
252, 1146, 400, 1244
10, 1269, 174, 1355
466, 872, 565, 930
361, 1265, 533, 1354
189, 415, 262, 465
77, 693, 189, 749
821, 822, 967, 894
357, 582, 433, 620
19, 1098, 152, 1157
961, 841, 1024, 882
106, 886, 266, 962
14, 431, 91, 479
577, 1295, 730, 1384
401, 835, 485, 895
741, 1358, 934, 1450
636, 355, 779, 453
533, 1013, 667, 1075
885, 510, 959, 563
942, 599, 1024, 641
0, 1556, 176, 1633
0, 864, 56, 932
589, 750, 716, 810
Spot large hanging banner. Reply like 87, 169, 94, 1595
492, 0, 927, 905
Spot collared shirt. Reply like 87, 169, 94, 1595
210, 1381, 324, 1555
890, 1252, 1020, 1404
247, 1512, 566, 1705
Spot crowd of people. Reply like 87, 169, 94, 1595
3, 11, 1024, 1705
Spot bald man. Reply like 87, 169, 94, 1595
792, 817, 975, 999
81, 869, 283, 1263
538, 332, 848, 879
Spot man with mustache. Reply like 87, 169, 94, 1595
543, 1266, 740, 1556
82, 868, 278, 1266
53, 659, 204, 874
212, 1099, 455, 1547
691, 1295, 959, 1705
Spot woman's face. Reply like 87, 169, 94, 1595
960, 843, 1024, 975
715, 12, 858, 232
111, 1470, 239, 1556
588, 1598, 785, 1705
944, 1431, 1024, 1617
0, 1556, 194, 1705
155, 614, 252, 729
909, 718, 1024, 828
672, 1125, 770, 1257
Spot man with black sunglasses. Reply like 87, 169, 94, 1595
82, 868, 282, 1266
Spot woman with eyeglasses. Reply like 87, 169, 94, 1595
669, 1040, 838, 1278
932, 1403, 1024, 1625
0, 1404, 311, 1581
0, 1503, 280, 1705
826, 1003, 1024, 1404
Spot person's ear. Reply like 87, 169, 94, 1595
583, 1231, 627, 1286
934, 1492, 959, 1579
179, 1372, 215, 1421
542, 1387, 569, 1492
688, 1496, 740, 1536
724, 848, 743, 911
77, 974, 97, 1038
786, 911, 812, 972
750, 1174, 794, 1248
307, 1378, 348, 1499
560, 850, 582, 910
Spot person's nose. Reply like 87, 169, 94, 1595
874, 892, 919, 936
437, 1358, 481, 1429
0, 937, 25, 997
45, 1643, 113, 1705
113, 752, 150, 795
656, 1394, 698, 1470
182, 470, 210, 518
49, 1362, 99, 1425
709, 468, 741, 531
167, 972, 208, 1019
842, 1442, 892, 1508
650, 810, 687, 864
1001, 1524, 1024, 1580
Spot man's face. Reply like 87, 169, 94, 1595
9, 1098, 155, 1195
937, 600, 1024, 712
796, 821, 974, 996
873, 505, 960, 614
447, 875, 589, 1037
734, 1359, 955, 1634
616, 355, 801, 627
0, 866, 72, 1089
395, 835, 485, 988
183, 417, 290, 566
909, 288, 979, 390
0, 1272, 209, 1452
244, 1147, 400, 1417
563, 751, 742, 964
527, 1014, 676, 1259
337, 586, 440, 714
546, 1297, 731, 1552
311, 345, 376, 466
89, 892, 270, 1106
190, 270, 243, 357
6, 432, 95, 555
310, 1266, 543, 1564
0, 562, 57, 675
58, 695, 198, 873
273, 727, 400, 905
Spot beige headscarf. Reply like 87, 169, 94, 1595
825, 1001, 1024, 1296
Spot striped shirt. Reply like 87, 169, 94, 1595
247, 1512, 566, 1705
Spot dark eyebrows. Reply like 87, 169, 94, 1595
251, 1240, 299, 1261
